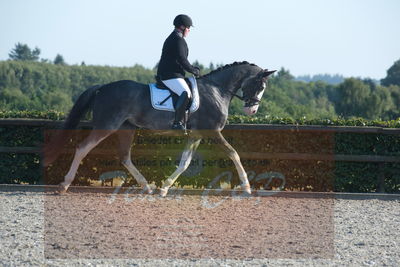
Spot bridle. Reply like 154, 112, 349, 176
200, 75, 263, 107
228, 89, 245, 101
227, 79, 265, 107
241, 77, 266, 107
199, 68, 274, 108
228, 90, 261, 107
243, 95, 262, 107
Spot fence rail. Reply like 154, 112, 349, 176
1, 147, 400, 164
1, 119, 400, 164
1, 118, 400, 133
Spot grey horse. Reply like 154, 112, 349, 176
44, 61, 275, 196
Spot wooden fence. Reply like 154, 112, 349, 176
1, 119, 399, 192
1, 119, 399, 162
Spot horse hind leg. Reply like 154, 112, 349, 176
116, 130, 152, 194
58, 130, 114, 193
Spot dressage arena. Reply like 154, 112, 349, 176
0, 186, 399, 266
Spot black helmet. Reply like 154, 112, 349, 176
173, 14, 193, 28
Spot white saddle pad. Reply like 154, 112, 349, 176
149, 77, 200, 113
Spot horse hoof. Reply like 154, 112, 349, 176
143, 185, 153, 194
159, 188, 168, 197
55, 184, 68, 194
241, 183, 252, 195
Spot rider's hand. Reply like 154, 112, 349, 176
193, 67, 201, 77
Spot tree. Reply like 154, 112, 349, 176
8, 43, 41, 61
335, 78, 395, 119
277, 67, 294, 80
381, 59, 400, 86
192, 60, 205, 71
209, 62, 215, 71
336, 78, 370, 118
41, 58, 51, 63
386, 85, 400, 119
364, 85, 393, 119
54, 54, 66, 65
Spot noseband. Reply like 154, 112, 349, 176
226, 90, 261, 107
244, 97, 261, 107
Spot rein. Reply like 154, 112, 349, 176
200, 76, 245, 101
229, 90, 245, 101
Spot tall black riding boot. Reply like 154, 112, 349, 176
172, 91, 190, 130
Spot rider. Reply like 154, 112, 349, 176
157, 14, 200, 130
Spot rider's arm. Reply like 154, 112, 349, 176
175, 38, 200, 76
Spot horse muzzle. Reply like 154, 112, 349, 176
243, 104, 259, 115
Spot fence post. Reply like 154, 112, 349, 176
377, 163, 386, 193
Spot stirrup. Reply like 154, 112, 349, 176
172, 122, 186, 130
172, 122, 188, 135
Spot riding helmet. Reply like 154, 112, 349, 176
173, 14, 193, 28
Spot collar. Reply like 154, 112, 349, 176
174, 29, 184, 38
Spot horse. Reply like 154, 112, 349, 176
44, 61, 275, 196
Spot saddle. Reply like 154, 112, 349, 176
149, 76, 200, 113
155, 76, 193, 108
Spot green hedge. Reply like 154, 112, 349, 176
228, 114, 400, 128
0, 110, 65, 120
2, 111, 400, 128
0, 111, 399, 193
0, 123, 43, 184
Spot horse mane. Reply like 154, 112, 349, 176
200, 61, 257, 78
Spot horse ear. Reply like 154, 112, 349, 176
258, 69, 276, 81
263, 69, 276, 77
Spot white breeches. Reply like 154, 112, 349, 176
162, 78, 192, 98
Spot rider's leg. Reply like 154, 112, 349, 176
172, 91, 190, 130
161, 78, 191, 130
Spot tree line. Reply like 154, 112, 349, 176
1, 43, 400, 120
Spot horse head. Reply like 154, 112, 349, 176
241, 69, 276, 115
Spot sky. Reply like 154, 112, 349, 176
0, 0, 399, 79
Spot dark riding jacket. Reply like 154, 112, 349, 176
157, 30, 198, 80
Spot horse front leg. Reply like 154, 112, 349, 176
160, 137, 201, 197
210, 131, 252, 194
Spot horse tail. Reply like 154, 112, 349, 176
62, 84, 100, 130
43, 85, 101, 166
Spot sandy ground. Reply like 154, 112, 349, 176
0, 187, 399, 266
